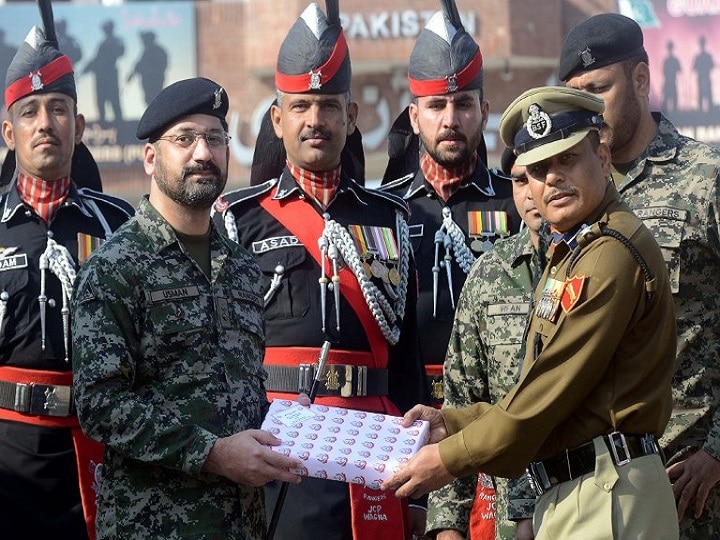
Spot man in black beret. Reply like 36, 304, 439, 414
561, 13, 720, 538
0, 3, 133, 538
71, 76, 305, 539
213, 2, 427, 539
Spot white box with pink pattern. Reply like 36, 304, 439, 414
261, 399, 430, 490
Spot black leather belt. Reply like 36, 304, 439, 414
265, 364, 388, 397
526, 432, 661, 496
0, 380, 74, 417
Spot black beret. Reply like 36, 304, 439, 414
5, 26, 76, 109
136, 77, 229, 140
276, 2, 351, 95
559, 13, 647, 82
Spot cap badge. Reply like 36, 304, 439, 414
309, 69, 322, 90
29, 70, 44, 92
526, 103, 552, 140
580, 47, 596, 68
447, 74, 458, 93
212, 87, 224, 110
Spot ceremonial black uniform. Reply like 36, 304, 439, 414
0, 183, 132, 538
214, 169, 427, 540
382, 166, 521, 400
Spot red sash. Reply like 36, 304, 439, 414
469, 472, 496, 540
259, 191, 388, 367
0, 366, 103, 540
258, 192, 409, 539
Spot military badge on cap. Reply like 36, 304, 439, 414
526, 104, 552, 140
499, 86, 605, 167
275, 0, 351, 95
4, 0, 76, 110
136, 77, 229, 140
407, 0, 483, 97
580, 47, 596, 69
558, 13, 647, 82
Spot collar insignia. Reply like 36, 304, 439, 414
526, 103, 552, 140
580, 47, 596, 68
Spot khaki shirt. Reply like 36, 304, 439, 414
439, 183, 677, 479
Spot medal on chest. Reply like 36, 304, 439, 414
467, 210, 510, 253
535, 277, 565, 322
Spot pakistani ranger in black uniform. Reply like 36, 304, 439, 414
381, 0, 520, 407
0, 4, 133, 539
212, 1, 427, 539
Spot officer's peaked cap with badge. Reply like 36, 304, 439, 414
499, 86, 604, 167
408, 0, 483, 97
4, 0, 76, 110
559, 13, 647, 82
275, 0, 351, 95
136, 77, 229, 141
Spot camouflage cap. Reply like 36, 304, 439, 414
136, 77, 229, 140
275, 1, 351, 95
499, 86, 604, 167
408, 0, 483, 97
559, 13, 647, 82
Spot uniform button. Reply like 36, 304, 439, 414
550, 266, 557, 275
603, 482, 611, 491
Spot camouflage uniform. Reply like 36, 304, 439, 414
616, 113, 720, 538
426, 228, 535, 540
72, 197, 268, 540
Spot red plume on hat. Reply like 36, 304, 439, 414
275, 1, 351, 95
4, 0, 76, 110
408, 0, 483, 97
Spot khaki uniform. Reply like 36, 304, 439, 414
438, 183, 678, 538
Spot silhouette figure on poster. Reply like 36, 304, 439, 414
693, 35, 715, 112
662, 40, 681, 113
0, 29, 15, 110
127, 31, 168, 106
83, 20, 125, 122
56, 19, 82, 67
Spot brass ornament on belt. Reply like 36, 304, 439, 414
324, 365, 341, 391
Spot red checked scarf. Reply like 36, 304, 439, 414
420, 152, 477, 202
287, 161, 341, 210
17, 173, 71, 225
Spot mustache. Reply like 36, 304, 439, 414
32, 133, 60, 146
300, 129, 332, 142
437, 130, 467, 143
545, 188, 576, 204
182, 162, 222, 178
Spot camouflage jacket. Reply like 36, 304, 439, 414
617, 114, 720, 462
72, 197, 268, 540
426, 228, 535, 540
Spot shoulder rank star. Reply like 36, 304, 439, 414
561, 275, 586, 313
